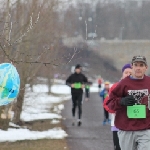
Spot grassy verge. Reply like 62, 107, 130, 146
0, 139, 69, 150
0, 99, 70, 150
0, 119, 69, 150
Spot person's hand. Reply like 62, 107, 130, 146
71, 84, 74, 88
81, 84, 85, 89
120, 95, 136, 106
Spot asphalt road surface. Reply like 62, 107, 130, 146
62, 93, 114, 150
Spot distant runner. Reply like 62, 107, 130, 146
98, 77, 102, 90
100, 81, 110, 125
85, 80, 92, 101
66, 64, 88, 126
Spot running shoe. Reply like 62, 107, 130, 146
78, 120, 82, 126
107, 119, 111, 124
103, 120, 107, 125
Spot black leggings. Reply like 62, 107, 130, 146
113, 131, 121, 150
85, 89, 90, 98
104, 108, 109, 120
72, 93, 83, 119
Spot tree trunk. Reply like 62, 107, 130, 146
0, 103, 13, 130
0, 0, 11, 131
12, 86, 25, 125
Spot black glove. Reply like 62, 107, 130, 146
120, 95, 136, 106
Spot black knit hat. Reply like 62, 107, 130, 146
75, 64, 82, 69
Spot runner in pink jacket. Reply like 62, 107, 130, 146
104, 63, 132, 150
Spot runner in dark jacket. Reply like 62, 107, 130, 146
66, 64, 88, 126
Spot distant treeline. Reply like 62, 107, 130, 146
62, 1, 150, 40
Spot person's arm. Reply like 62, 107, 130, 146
103, 83, 118, 113
106, 82, 124, 111
82, 75, 88, 89
106, 81, 135, 111
66, 75, 72, 87
103, 96, 115, 113
83, 75, 88, 83
100, 89, 104, 97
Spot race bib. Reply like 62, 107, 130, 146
86, 85, 90, 89
74, 83, 81, 89
127, 105, 146, 119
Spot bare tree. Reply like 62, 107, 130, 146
0, 0, 75, 127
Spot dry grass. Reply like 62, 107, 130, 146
0, 139, 69, 150
0, 91, 70, 150
0, 118, 69, 150
22, 119, 62, 131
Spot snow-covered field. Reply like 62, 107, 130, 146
0, 80, 99, 142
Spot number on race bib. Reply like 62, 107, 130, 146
133, 109, 139, 114
127, 105, 146, 119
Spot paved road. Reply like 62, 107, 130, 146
62, 93, 114, 150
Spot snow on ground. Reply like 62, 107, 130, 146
21, 84, 71, 122
0, 82, 71, 142
21, 112, 62, 122
90, 85, 99, 93
0, 128, 67, 142
21, 83, 99, 122
32, 84, 71, 94
32, 83, 99, 94
51, 85, 71, 94
37, 77, 66, 85
51, 119, 60, 124
0, 79, 100, 142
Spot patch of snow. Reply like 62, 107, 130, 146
0, 128, 67, 142
51, 119, 60, 124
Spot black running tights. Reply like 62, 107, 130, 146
113, 131, 121, 150
104, 108, 109, 120
85, 89, 90, 98
72, 93, 83, 119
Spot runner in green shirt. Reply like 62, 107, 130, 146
85, 81, 92, 101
